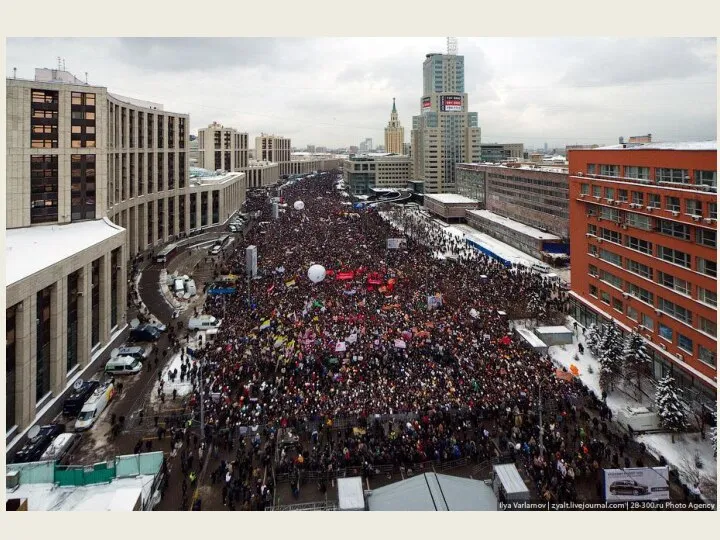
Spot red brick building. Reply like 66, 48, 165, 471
568, 142, 716, 402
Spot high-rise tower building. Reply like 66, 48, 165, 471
411, 46, 481, 193
384, 98, 404, 154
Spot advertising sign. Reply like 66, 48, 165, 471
440, 95, 463, 112
603, 467, 670, 502
246, 245, 258, 278
421, 96, 432, 110
386, 238, 407, 250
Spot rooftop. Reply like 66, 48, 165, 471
424, 193, 479, 204
466, 210, 562, 241
6, 218, 125, 287
458, 162, 568, 174
189, 167, 245, 186
595, 141, 716, 151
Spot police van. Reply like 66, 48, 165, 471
74, 381, 115, 431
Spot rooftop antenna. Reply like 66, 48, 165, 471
85, 72, 88, 84
62, 58, 66, 71
447, 37, 458, 56
57, 56, 61, 70
13, 67, 17, 79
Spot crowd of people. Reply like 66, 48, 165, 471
180, 172, 636, 507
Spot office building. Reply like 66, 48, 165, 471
197, 122, 249, 171
480, 143, 524, 163
411, 50, 481, 193
568, 142, 717, 400
343, 153, 413, 195
244, 160, 280, 189
359, 138, 373, 153
255, 134, 291, 164
456, 162, 570, 239
6, 69, 246, 438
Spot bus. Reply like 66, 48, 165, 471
155, 243, 178, 264
215, 235, 231, 248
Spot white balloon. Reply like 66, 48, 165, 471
293, 200, 305, 211
307, 264, 326, 283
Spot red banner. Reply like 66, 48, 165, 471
337, 271, 355, 281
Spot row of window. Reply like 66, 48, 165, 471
587, 283, 716, 367
588, 246, 717, 303
589, 218, 716, 250
586, 164, 716, 188
581, 184, 717, 218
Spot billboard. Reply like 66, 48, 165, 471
246, 245, 258, 278
603, 467, 670, 502
440, 95, 463, 112
386, 238, 407, 250
421, 97, 432, 112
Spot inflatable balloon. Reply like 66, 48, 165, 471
293, 200, 305, 211
307, 264, 326, 283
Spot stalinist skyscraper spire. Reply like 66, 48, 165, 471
384, 97, 404, 154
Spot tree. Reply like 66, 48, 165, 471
598, 323, 623, 393
621, 331, 652, 398
655, 376, 689, 443
711, 410, 717, 458
585, 323, 601, 355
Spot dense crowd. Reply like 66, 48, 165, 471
184, 172, 621, 505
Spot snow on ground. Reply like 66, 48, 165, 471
150, 351, 194, 404
549, 318, 717, 500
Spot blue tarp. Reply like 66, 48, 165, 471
541, 242, 570, 254
465, 238, 512, 267
208, 287, 236, 295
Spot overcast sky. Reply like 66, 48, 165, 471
6, 37, 717, 150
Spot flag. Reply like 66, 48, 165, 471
285, 279, 296, 288
267, 283, 275, 293
259, 320, 271, 331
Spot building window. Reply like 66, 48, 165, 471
625, 166, 650, 180
71, 155, 97, 221
70, 92, 96, 148
600, 290, 611, 304
628, 283, 654, 305
612, 297, 623, 312
697, 257, 717, 277
589, 284, 598, 298
30, 155, 59, 224
641, 313, 654, 331
698, 345, 716, 367
627, 259, 653, 280
147, 202, 154, 244
697, 287, 716, 307
91, 259, 100, 347
696, 228, 716, 248
6, 306, 17, 428
657, 297, 692, 325
157, 153, 164, 191
179, 194, 186, 232
36, 286, 52, 402
699, 316, 716, 337
695, 170, 717, 188
657, 271, 691, 296
708, 202, 717, 220
157, 199, 165, 240
168, 153, 175, 190
677, 334, 693, 354
604, 187, 615, 199
110, 249, 119, 328
67, 272, 79, 372
648, 193, 661, 208
212, 190, 220, 224
617, 189, 628, 202
627, 305, 639, 321
599, 206, 619, 221
600, 164, 619, 177
168, 197, 175, 237
201, 192, 208, 226
658, 246, 691, 268
626, 235, 653, 255
658, 219, 690, 240
179, 153, 186, 189
588, 264, 598, 277
599, 269, 623, 289
600, 228, 621, 244
592, 185, 601, 198
30, 89, 59, 148
157, 115, 164, 147
580, 183, 589, 195
179, 118, 186, 149
656, 168, 688, 183
626, 212, 651, 230
685, 199, 702, 216
147, 113, 154, 147
631, 191, 644, 205
658, 323, 673, 341
664, 196, 681, 212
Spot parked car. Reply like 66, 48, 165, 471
13, 424, 66, 463
39, 432, 78, 463
210, 245, 222, 256
188, 315, 222, 331
147, 320, 167, 333
128, 324, 161, 343
105, 355, 143, 375
62, 380, 100, 417
609, 480, 650, 496
75, 381, 115, 431
115, 345, 149, 361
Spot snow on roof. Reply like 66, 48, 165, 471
596, 141, 716, 151
5, 218, 125, 287
453, 224, 548, 268
337, 476, 365, 510
534, 325, 573, 335
493, 464, 529, 495
424, 193, 479, 204
466, 210, 561, 241
6, 475, 154, 511
515, 327, 547, 349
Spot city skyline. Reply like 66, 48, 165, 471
6, 37, 717, 150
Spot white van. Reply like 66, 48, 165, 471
40, 433, 78, 462
210, 245, 222, 256
188, 315, 222, 331
617, 406, 662, 433
75, 382, 115, 431
105, 355, 143, 375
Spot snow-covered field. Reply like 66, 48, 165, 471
546, 319, 717, 499
150, 351, 195, 404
